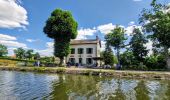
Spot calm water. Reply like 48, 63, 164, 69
0, 71, 170, 100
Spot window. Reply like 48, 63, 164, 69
69, 58, 75, 64
79, 58, 83, 64
78, 48, 84, 54
71, 48, 75, 54
86, 58, 93, 64
86, 48, 93, 54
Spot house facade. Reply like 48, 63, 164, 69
65, 36, 101, 66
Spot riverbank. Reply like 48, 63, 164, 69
0, 66, 170, 80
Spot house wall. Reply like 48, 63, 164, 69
66, 43, 100, 65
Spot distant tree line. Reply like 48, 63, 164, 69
0, 45, 56, 65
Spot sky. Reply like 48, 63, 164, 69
0, 0, 169, 56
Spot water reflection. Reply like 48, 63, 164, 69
0, 71, 170, 100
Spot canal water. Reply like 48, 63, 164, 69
0, 71, 170, 100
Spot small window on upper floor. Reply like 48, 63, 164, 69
71, 48, 75, 54
86, 48, 93, 54
78, 48, 84, 54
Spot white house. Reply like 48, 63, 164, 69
65, 36, 101, 66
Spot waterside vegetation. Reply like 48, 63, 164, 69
0, 66, 170, 80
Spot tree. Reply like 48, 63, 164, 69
120, 51, 135, 68
130, 28, 148, 62
40, 56, 55, 63
105, 26, 126, 66
14, 48, 25, 59
0, 44, 8, 57
145, 55, 166, 70
101, 42, 117, 65
43, 8, 78, 66
25, 49, 34, 60
139, 0, 170, 67
33, 52, 40, 60
135, 80, 150, 100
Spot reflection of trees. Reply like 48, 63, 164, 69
49, 74, 100, 100
96, 79, 119, 99
134, 80, 150, 100
146, 81, 168, 100
49, 74, 170, 100
165, 81, 170, 99
96, 79, 137, 100
112, 79, 126, 100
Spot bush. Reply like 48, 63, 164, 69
145, 55, 166, 70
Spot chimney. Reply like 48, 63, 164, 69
96, 35, 99, 41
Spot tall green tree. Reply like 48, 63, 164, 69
0, 44, 8, 57
120, 51, 135, 68
101, 42, 117, 65
105, 26, 126, 66
43, 9, 78, 66
25, 49, 34, 60
130, 28, 148, 62
139, 0, 170, 67
14, 48, 25, 59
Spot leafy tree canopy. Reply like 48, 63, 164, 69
25, 49, 34, 60
0, 44, 8, 57
14, 48, 25, 59
43, 9, 78, 66
130, 28, 148, 62
105, 26, 126, 49
44, 8, 78, 40
105, 26, 126, 65
140, 0, 170, 48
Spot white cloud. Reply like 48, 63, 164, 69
26, 39, 39, 43
0, 40, 27, 48
145, 40, 153, 56
97, 23, 116, 34
128, 21, 135, 26
76, 22, 142, 40
7, 47, 17, 56
125, 25, 142, 36
76, 28, 97, 40
0, 33, 17, 41
46, 42, 53, 48
163, 3, 170, 14
0, 0, 28, 29
36, 42, 54, 56
0, 33, 27, 56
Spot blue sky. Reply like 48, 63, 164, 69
0, 0, 169, 56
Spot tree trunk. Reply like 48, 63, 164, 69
164, 46, 170, 70
117, 47, 121, 69
59, 57, 64, 67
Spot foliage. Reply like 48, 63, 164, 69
0, 44, 8, 57
105, 26, 126, 64
130, 28, 148, 62
25, 49, 34, 60
145, 55, 166, 70
120, 51, 135, 67
40, 56, 55, 63
14, 48, 25, 59
43, 8, 78, 66
140, 0, 170, 57
33, 52, 41, 60
101, 50, 117, 66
